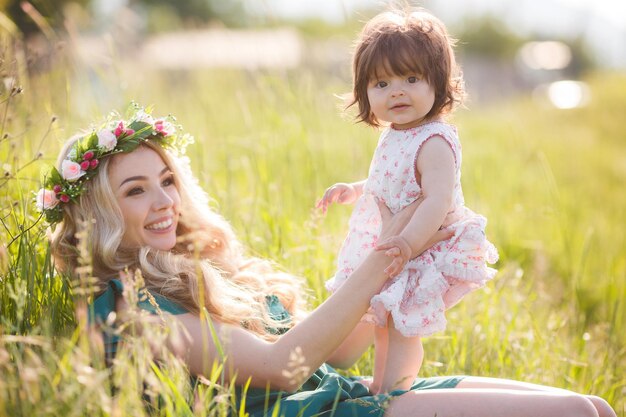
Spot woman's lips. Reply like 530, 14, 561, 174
145, 216, 175, 232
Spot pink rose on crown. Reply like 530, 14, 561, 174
36, 188, 59, 210
114, 121, 134, 138
155, 119, 175, 136
97, 129, 117, 151
61, 159, 85, 181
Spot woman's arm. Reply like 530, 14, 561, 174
325, 322, 375, 369
174, 240, 394, 391
166, 199, 427, 391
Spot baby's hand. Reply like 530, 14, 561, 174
316, 183, 358, 214
376, 235, 413, 278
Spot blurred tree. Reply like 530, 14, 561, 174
452, 15, 525, 59
1, 0, 89, 37
562, 36, 596, 76
1, 0, 251, 37
452, 15, 596, 74
134, 0, 248, 31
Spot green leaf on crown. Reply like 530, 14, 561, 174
45, 207, 63, 224
86, 132, 98, 152
127, 121, 153, 136
73, 134, 94, 161
116, 122, 154, 153
44, 167, 63, 188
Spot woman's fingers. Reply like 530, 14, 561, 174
384, 258, 403, 277
375, 236, 394, 251
376, 199, 393, 224
385, 247, 400, 257
376, 236, 412, 277
376, 236, 412, 256
377, 197, 425, 240
376, 238, 402, 255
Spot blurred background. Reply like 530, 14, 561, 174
2, 0, 625, 109
0, 1, 624, 415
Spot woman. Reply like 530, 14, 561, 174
39, 106, 615, 417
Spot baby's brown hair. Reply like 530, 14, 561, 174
350, 9, 465, 127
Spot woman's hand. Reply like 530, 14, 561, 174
376, 235, 413, 278
376, 198, 452, 261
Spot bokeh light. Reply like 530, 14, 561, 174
534, 80, 591, 109
518, 41, 572, 70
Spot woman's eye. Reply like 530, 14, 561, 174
127, 187, 144, 196
376, 81, 388, 88
162, 175, 175, 187
407, 76, 417, 83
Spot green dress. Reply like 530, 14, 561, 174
89, 279, 464, 417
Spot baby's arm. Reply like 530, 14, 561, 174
316, 179, 366, 214
377, 137, 456, 277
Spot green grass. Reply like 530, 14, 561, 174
0, 37, 624, 416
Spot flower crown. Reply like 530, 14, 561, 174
35, 104, 194, 225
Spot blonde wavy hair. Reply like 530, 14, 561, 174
51, 138, 307, 340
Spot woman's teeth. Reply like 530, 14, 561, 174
146, 218, 173, 230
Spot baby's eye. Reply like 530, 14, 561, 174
127, 187, 144, 196
407, 76, 418, 83
375, 81, 388, 88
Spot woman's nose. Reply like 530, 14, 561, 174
153, 188, 174, 210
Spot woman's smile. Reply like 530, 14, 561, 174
145, 216, 175, 231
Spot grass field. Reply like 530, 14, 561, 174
0, 41, 624, 415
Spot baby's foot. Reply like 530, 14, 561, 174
356, 377, 379, 394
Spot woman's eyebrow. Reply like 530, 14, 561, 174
119, 167, 170, 188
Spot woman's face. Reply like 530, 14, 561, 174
108, 146, 181, 251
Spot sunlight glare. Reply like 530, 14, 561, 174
547, 80, 590, 109
519, 41, 572, 70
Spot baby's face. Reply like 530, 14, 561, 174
366, 71, 435, 130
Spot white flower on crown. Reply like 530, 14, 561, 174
135, 110, 155, 126
35, 188, 58, 210
61, 159, 86, 181
67, 148, 77, 160
97, 129, 117, 151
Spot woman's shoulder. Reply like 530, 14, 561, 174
89, 279, 122, 325
89, 278, 188, 325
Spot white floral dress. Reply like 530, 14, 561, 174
326, 121, 498, 337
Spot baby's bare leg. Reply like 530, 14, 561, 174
371, 325, 388, 394
380, 319, 423, 392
